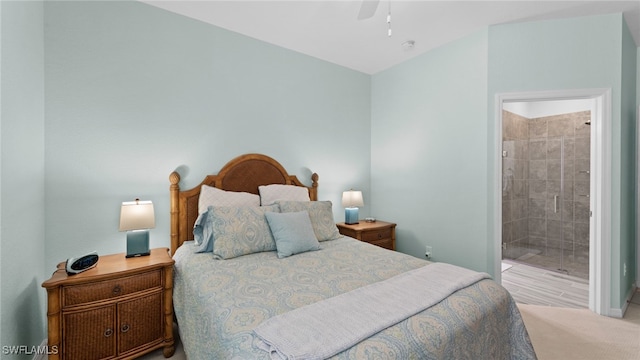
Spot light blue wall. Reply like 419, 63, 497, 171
1, 0, 46, 355
371, 13, 637, 311
371, 30, 489, 272
44, 1, 371, 268
488, 13, 635, 310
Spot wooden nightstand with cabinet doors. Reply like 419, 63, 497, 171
41, 248, 175, 360
336, 220, 396, 250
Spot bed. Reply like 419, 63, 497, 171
169, 153, 537, 359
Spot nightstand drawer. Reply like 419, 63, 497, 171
369, 237, 394, 250
63, 270, 162, 306
361, 228, 392, 242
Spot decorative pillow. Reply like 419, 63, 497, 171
198, 184, 260, 214
276, 201, 341, 241
259, 184, 310, 206
192, 209, 215, 253
211, 205, 279, 259
265, 211, 320, 258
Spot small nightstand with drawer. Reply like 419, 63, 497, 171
336, 220, 396, 250
42, 248, 175, 360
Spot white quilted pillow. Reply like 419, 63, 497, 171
259, 184, 310, 206
198, 184, 260, 214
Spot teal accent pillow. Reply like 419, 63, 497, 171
276, 201, 341, 241
265, 211, 320, 258
210, 205, 279, 259
193, 208, 214, 253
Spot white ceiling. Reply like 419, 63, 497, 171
141, 1, 640, 74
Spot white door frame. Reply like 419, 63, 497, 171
494, 88, 611, 316
637, 106, 640, 290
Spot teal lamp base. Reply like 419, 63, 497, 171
345, 207, 359, 225
126, 230, 150, 258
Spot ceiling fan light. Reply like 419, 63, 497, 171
387, 10, 391, 36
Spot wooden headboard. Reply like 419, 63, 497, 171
169, 153, 318, 254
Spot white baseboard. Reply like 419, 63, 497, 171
610, 284, 637, 318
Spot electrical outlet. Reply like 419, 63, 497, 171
425, 245, 432, 259
624, 263, 627, 276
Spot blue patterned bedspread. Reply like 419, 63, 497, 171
173, 236, 536, 359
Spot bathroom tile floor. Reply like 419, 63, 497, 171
501, 260, 589, 309
513, 252, 590, 280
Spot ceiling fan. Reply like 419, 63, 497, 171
357, 0, 381, 20
357, 0, 393, 36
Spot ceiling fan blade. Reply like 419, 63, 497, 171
357, 0, 379, 20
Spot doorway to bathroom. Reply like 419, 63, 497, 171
502, 99, 591, 279
495, 89, 612, 315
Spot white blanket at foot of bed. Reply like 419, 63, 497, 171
253, 262, 490, 360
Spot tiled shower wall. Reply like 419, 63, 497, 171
502, 111, 530, 258
502, 110, 591, 279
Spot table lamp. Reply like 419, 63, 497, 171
119, 199, 155, 258
342, 190, 364, 225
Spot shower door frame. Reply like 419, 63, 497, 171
494, 88, 611, 316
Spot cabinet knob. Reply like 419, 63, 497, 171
112, 285, 122, 295
121, 324, 130, 333
104, 328, 113, 337
378, 233, 382, 239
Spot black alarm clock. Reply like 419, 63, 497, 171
65, 251, 99, 275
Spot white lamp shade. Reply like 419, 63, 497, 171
342, 190, 364, 208
119, 200, 155, 231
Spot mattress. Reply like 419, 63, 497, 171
172, 236, 536, 359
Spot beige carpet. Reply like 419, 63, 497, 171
517, 300, 640, 360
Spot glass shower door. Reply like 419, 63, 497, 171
549, 135, 567, 273
517, 134, 569, 274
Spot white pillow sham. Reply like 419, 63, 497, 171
198, 184, 260, 214
259, 184, 310, 206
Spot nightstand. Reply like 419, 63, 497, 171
42, 248, 175, 360
336, 220, 396, 250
